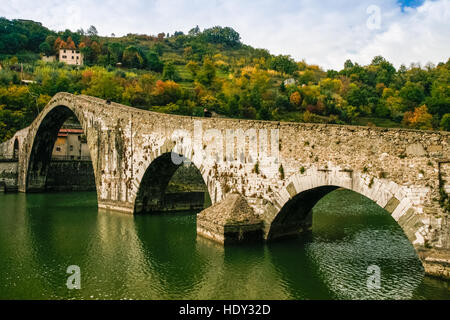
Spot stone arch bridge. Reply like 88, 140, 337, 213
0, 92, 449, 279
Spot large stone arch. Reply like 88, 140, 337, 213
261, 165, 428, 249
21, 98, 100, 194
132, 141, 221, 214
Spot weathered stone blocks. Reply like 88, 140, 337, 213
197, 194, 263, 244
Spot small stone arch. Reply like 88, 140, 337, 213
262, 166, 427, 248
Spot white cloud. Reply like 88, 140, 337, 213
0, 0, 449, 70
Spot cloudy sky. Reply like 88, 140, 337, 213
1, 0, 449, 70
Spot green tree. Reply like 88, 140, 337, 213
146, 51, 163, 72
440, 114, 450, 131
269, 55, 298, 74
197, 58, 216, 86
82, 73, 124, 101
162, 61, 180, 81
186, 61, 199, 78
122, 46, 144, 68
426, 82, 450, 117
39, 41, 53, 56
399, 81, 425, 111
202, 26, 241, 47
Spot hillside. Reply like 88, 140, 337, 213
0, 17, 449, 142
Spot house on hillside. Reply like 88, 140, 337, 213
283, 78, 297, 86
59, 48, 83, 66
41, 55, 56, 63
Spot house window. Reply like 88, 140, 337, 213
62, 55, 67, 59
70, 145, 73, 151
72, 56, 74, 59
63, 50, 66, 53
76, 50, 80, 53
56, 147, 61, 152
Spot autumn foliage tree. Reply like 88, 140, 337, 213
290, 91, 302, 109
53, 37, 67, 51
65, 36, 76, 49
402, 105, 433, 130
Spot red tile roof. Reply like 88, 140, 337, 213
59, 129, 84, 134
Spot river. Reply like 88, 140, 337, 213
0, 189, 449, 300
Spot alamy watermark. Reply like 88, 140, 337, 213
169, 120, 280, 166
66, 265, 81, 290
367, 265, 381, 289
366, 5, 381, 30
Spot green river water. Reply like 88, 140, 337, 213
0, 189, 449, 300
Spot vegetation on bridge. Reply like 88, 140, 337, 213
0, 17, 449, 142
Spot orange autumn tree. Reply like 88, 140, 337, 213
153, 80, 182, 105
290, 91, 302, 109
53, 37, 67, 51
65, 36, 76, 49
402, 104, 433, 130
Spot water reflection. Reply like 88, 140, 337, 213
309, 189, 425, 300
0, 191, 448, 300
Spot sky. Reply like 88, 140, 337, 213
1, 0, 449, 70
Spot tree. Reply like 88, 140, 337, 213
65, 36, 76, 49
269, 55, 298, 74
87, 25, 98, 37
162, 61, 180, 81
1, 33, 28, 54
186, 61, 199, 78
146, 51, 163, 72
45, 35, 56, 51
197, 58, 216, 86
188, 25, 201, 36
399, 81, 425, 111
108, 42, 124, 65
152, 80, 182, 105
426, 81, 450, 117
344, 59, 354, 69
290, 91, 302, 109
370, 55, 396, 86
53, 36, 67, 51
402, 105, 433, 130
440, 114, 450, 131
82, 73, 123, 101
39, 42, 53, 56
202, 26, 241, 47
157, 32, 165, 41
122, 46, 144, 68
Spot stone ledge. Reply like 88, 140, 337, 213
417, 247, 450, 280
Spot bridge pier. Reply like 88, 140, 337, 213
98, 199, 135, 214
196, 194, 264, 244
418, 248, 450, 280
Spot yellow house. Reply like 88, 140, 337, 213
59, 48, 83, 66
